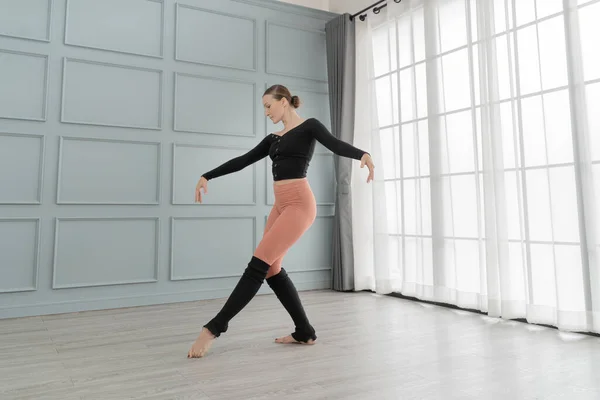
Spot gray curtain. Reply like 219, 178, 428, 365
325, 14, 356, 292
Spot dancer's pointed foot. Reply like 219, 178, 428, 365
274, 334, 316, 345
188, 327, 215, 358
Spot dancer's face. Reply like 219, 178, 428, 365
263, 94, 287, 124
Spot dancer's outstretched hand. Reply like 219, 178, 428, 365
360, 153, 375, 183
195, 176, 208, 203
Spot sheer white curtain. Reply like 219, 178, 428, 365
352, 4, 401, 294
352, 0, 600, 334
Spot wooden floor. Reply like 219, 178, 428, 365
1, 290, 600, 400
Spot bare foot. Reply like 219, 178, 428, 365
188, 327, 215, 358
274, 335, 316, 345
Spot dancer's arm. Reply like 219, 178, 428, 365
202, 137, 270, 181
310, 119, 369, 160
310, 119, 374, 183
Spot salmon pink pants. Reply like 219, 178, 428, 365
256, 178, 317, 276
204, 178, 318, 342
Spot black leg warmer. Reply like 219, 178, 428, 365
203, 256, 270, 338
267, 268, 317, 342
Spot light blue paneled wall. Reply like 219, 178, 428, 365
0, 0, 339, 319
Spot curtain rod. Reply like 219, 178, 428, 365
350, 0, 401, 21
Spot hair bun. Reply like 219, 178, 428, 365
290, 95, 301, 108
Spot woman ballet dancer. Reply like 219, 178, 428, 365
188, 84, 375, 358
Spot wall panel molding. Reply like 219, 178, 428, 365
60, 57, 163, 130
175, 4, 257, 72
0, 132, 45, 205
0, 49, 49, 122
172, 143, 257, 205
230, 0, 339, 21
170, 216, 257, 281
56, 136, 162, 205
0, 0, 332, 320
52, 217, 160, 289
0, 218, 41, 293
0, 0, 53, 42
64, 0, 165, 59
265, 21, 327, 82
173, 72, 256, 137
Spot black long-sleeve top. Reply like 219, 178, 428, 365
202, 118, 368, 181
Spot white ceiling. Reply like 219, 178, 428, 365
329, 0, 376, 14
274, 0, 330, 11
274, 0, 375, 14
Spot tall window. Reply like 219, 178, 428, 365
580, 0, 600, 252
365, 0, 600, 330
371, 5, 433, 299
